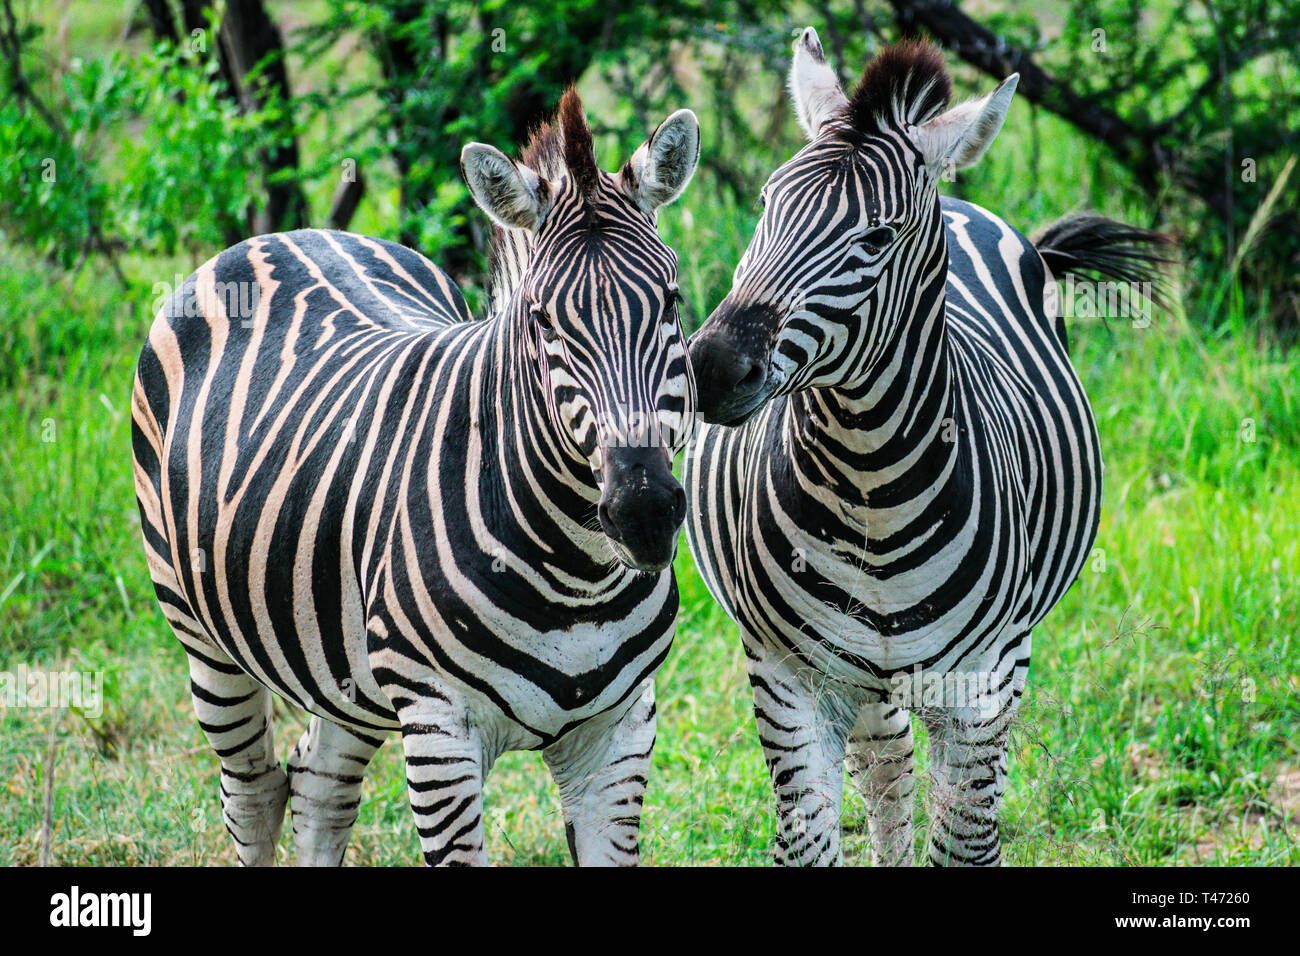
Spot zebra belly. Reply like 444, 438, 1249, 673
201, 591, 399, 732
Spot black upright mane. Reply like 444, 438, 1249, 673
841, 40, 952, 138
487, 88, 601, 305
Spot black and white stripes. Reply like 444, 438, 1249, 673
132, 90, 699, 865
684, 31, 1165, 865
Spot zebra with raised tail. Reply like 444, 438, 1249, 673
683, 31, 1172, 866
132, 90, 700, 866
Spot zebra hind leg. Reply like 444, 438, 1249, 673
186, 645, 289, 866
542, 678, 657, 867
287, 716, 385, 865
846, 701, 916, 866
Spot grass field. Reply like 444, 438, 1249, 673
1, 2, 1297, 866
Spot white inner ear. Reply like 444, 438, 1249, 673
627, 109, 700, 213
789, 26, 848, 140
912, 73, 1019, 176
460, 143, 549, 231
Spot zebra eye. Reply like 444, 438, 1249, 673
531, 304, 558, 341
859, 225, 896, 253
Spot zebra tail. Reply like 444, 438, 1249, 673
1032, 213, 1179, 311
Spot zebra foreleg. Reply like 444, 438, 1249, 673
846, 702, 916, 866
543, 679, 657, 867
396, 699, 491, 867
186, 648, 289, 866
287, 717, 385, 866
748, 646, 851, 866
920, 690, 1021, 867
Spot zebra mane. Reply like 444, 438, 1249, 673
488, 88, 600, 312
517, 87, 600, 200
844, 41, 952, 137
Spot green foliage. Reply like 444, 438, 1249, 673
0, 29, 291, 262
294, 0, 722, 275
1050, 0, 1300, 323
112, 44, 262, 251
0, 71, 112, 269
0, 246, 142, 390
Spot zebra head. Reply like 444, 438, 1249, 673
461, 90, 700, 571
689, 29, 1018, 425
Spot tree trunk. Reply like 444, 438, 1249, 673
146, 0, 309, 237
215, 0, 309, 233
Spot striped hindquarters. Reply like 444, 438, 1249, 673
131, 229, 472, 731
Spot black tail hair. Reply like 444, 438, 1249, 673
1033, 214, 1179, 311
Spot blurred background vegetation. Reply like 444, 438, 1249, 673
3, 0, 1298, 327
0, 0, 1297, 865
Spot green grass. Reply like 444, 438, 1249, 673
2, 0, 1296, 867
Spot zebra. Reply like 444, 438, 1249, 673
682, 30, 1171, 865
131, 89, 700, 866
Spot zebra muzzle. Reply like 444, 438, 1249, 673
688, 304, 776, 426
597, 445, 686, 572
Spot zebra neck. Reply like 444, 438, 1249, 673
787, 274, 968, 512
488, 227, 533, 317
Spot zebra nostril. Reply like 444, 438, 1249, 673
735, 360, 766, 395
671, 486, 686, 524
598, 502, 622, 541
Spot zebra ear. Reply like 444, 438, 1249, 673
460, 143, 550, 232
624, 109, 701, 213
789, 27, 849, 140
911, 74, 1019, 176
